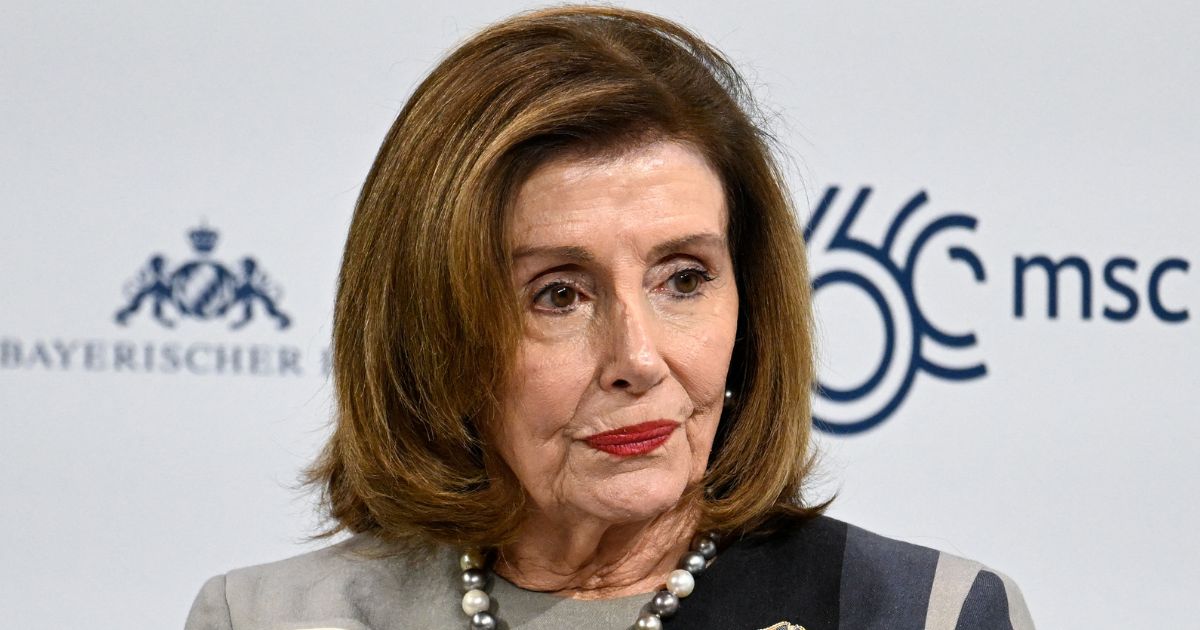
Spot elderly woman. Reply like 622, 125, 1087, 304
186, 6, 1032, 630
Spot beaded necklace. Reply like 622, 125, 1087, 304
456, 531, 720, 629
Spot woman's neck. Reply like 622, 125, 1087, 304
493, 500, 701, 599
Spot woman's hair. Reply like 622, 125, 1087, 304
305, 4, 825, 550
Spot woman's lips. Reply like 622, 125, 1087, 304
584, 420, 679, 456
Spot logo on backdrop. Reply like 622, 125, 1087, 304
0, 222, 320, 377
113, 224, 291, 330
805, 187, 988, 435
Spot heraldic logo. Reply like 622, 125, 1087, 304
805, 187, 987, 435
113, 224, 291, 330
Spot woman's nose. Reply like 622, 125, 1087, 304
598, 295, 670, 394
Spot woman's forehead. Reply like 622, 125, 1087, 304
509, 140, 728, 251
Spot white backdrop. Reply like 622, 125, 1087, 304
2, 2, 1197, 628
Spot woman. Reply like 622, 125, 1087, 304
186, 5, 1033, 629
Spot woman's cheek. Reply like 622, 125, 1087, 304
510, 336, 591, 439
670, 314, 736, 395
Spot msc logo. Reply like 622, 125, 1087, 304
114, 224, 291, 330
805, 187, 987, 435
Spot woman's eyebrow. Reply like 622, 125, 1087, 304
647, 232, 724, 261
513, 233, 724, 264
512, 244, 594, 263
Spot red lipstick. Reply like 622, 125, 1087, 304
584, 420, 678, 456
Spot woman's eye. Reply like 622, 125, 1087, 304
668, 270, 705, 295
535, 284, 579, 310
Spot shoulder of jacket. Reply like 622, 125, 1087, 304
836, 520, 1035, 629
924, 553, 1036, 630
185, 573, 233, 630
192, 533, 452, 627
221, 532, 447, 594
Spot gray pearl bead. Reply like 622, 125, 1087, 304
461, 568, 488, 592
679, 551, 707, 574
647, 590, 679, 617
469, 611, 497, 630
693, 536, 717, 560
634, 611, 663, 630
459, 550, 485, 571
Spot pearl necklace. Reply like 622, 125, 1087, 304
457, 531, 720, 629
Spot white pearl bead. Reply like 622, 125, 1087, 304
666, 569, 695, 597
462, 589, 490, 615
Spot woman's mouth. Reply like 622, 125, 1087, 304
583, 420, 679, 456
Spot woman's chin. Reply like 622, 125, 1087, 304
573, 472, 690, 525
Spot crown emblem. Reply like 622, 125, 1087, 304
188, 224, 219, 254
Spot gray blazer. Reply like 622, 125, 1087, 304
185, 516, 1034, 629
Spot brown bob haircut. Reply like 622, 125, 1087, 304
306, 4, 824, 550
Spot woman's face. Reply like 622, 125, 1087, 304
497, 139, 739, 527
